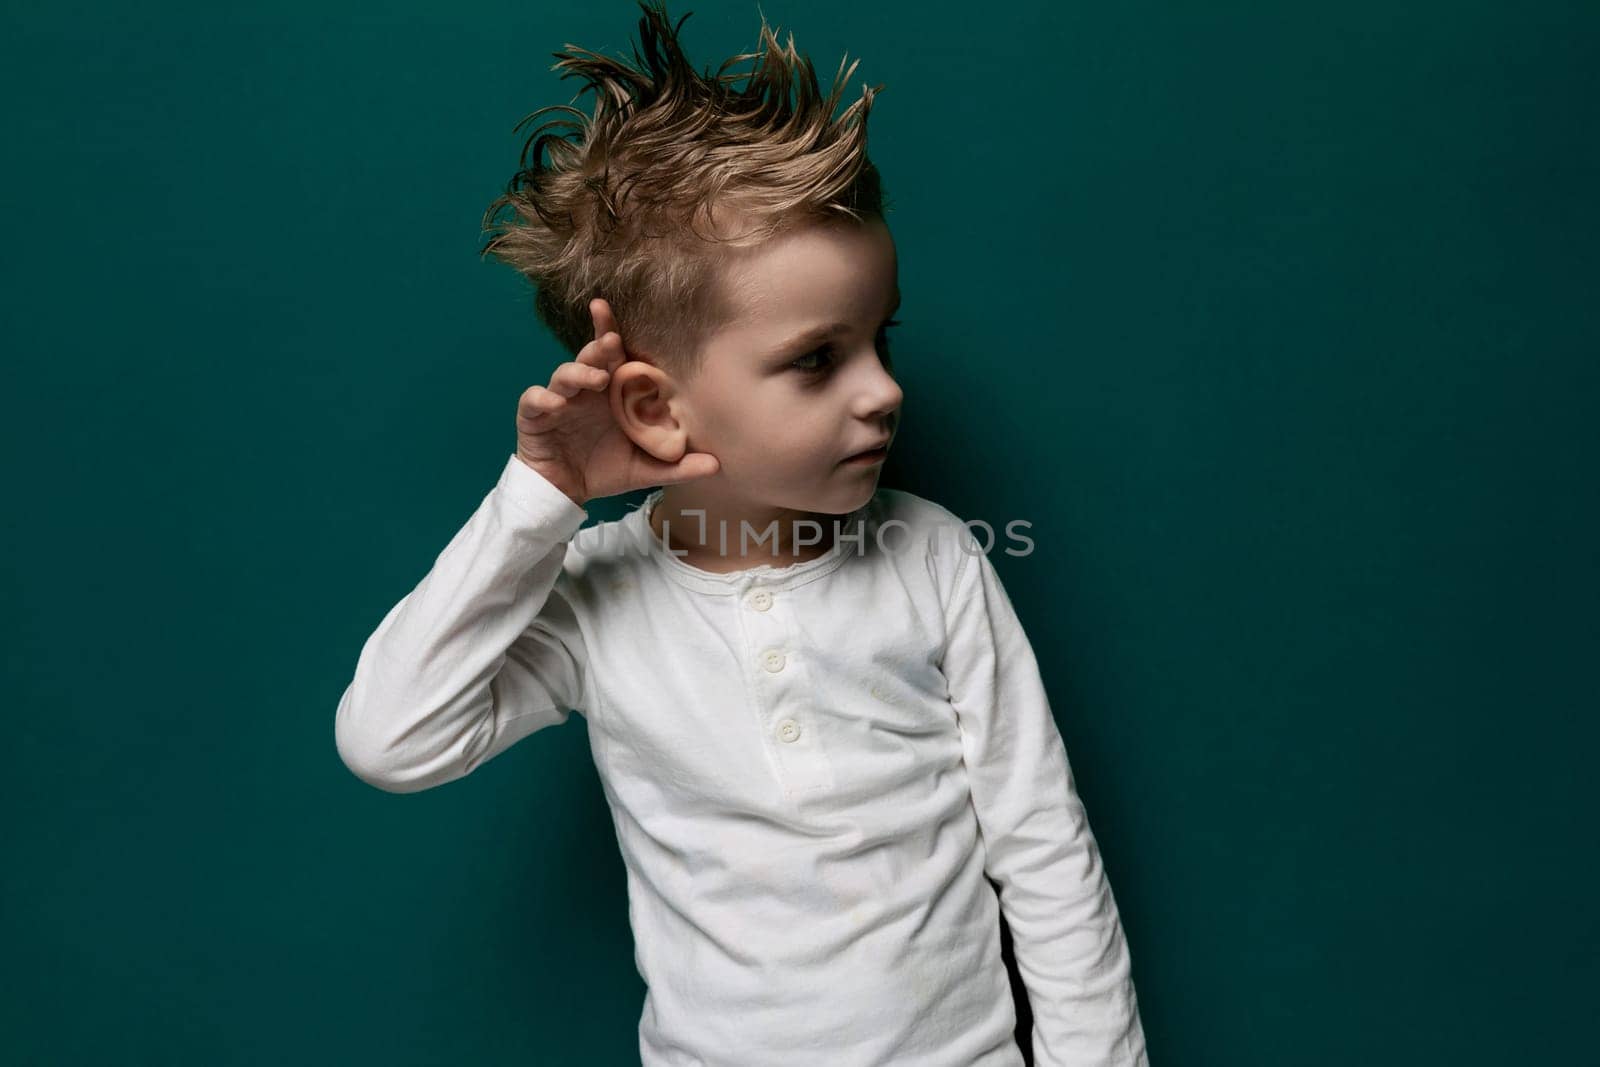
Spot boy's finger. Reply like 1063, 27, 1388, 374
576, 332, 614, 367
585, 301, 631, 369
579, 331, 627, 372
590, 298, 617, 341
644, 451, 720, 485
518, 384, 567, 415
552, 360, 609, 394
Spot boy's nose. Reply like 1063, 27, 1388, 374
855, 358, 902, 412
868, 373, 903, 422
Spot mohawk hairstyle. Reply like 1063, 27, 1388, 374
479, 0, 888, 380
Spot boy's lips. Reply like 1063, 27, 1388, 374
842, 441, 890, 463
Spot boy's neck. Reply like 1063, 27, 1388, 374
649, 485, 835, 573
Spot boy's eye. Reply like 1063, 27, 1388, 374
877, 318, 901, 371
790, 346, 834, 374
789, 319, 902, 376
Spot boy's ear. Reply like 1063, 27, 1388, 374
609, 360, 693, 463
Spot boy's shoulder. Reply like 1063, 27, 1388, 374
559, 500, 655, 579
869, 485, 1035, 603
872, 485, 969, 532
864, 486, 995, 605
869, 485, 974, 557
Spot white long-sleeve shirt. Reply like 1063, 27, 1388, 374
335, 454, 1148, 1067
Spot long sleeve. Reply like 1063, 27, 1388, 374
939, 545, 1148, 1066
334, 454, 591, 794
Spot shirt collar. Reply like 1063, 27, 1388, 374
632, 488, 878, 595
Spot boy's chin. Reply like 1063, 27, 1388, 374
821, 478, 880, 515
752, 471, 879, 516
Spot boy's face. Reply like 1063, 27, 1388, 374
670, 214, 903, 516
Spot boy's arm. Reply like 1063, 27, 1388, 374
334, 454, 590, 793
939, 545, 1149, 1067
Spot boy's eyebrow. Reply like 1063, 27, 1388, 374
769, 289, 902, 358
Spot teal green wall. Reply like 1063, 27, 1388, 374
4, 1, 1595, 1063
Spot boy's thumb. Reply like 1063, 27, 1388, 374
654, 452, 719, 485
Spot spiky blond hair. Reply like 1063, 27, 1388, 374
479, 0, 888, 380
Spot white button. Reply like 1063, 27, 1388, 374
747, 589, 773, 612
760, 648, 786, 673
776, 718, 801, 743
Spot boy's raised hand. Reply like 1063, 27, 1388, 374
515, 298, 720, 507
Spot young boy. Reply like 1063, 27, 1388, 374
334, 2, 1148, 1063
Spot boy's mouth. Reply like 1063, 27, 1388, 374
842, 441, 890, 464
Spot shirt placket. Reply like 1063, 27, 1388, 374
741, 582, 836, 796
